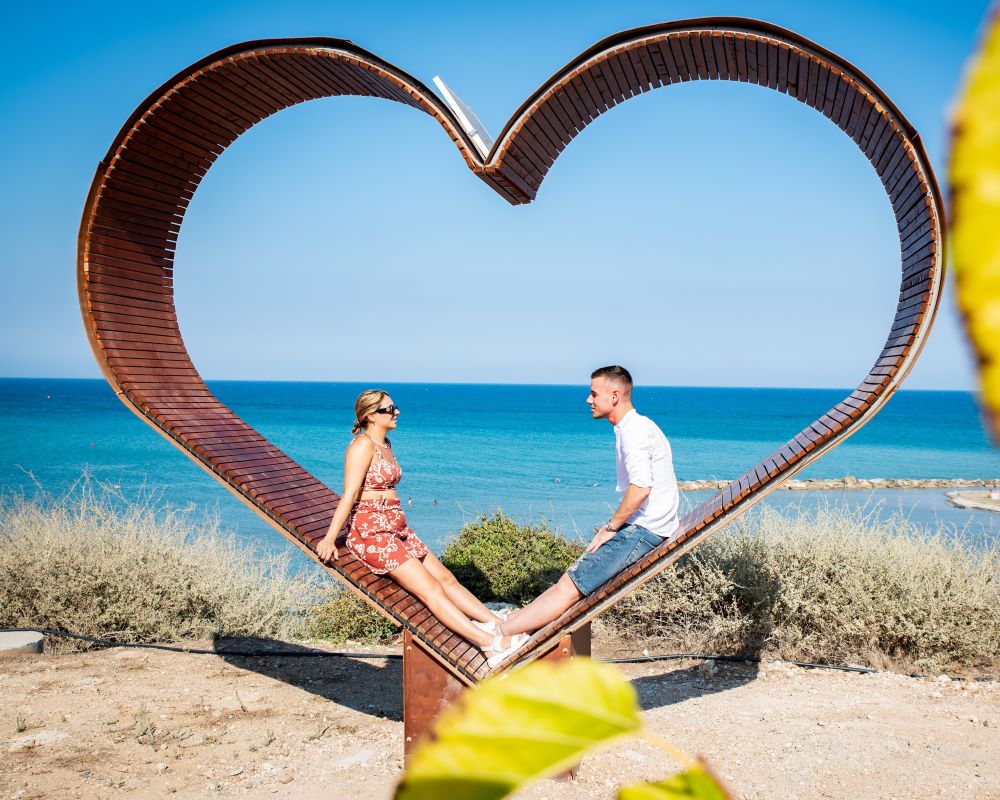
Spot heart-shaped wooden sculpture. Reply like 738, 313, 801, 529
78, 19, 944, 691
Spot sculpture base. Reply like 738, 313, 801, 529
402, 623, 592, 760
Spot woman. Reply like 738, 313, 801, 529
316, 389, 526, 668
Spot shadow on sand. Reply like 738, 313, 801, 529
213, 636, 404, 722
211, 635, 764, 722
628, 658, 761, 712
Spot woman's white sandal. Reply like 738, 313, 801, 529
485, 632, 530, 669
471, 619, 496, 636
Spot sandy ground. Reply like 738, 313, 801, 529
1, 639, 997, 800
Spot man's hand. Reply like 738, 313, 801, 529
586, 525, 618, 554
316, 534, 339, 562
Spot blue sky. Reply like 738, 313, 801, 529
0, 0, 990, 389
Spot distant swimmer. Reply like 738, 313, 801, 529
407, 498, 413, 507
554, 476, 561, 483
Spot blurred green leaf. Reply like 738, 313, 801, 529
395, 658, 641, 800
619, 765, 732, 800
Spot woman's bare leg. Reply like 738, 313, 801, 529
391, 558, 511, 648
420, 552, 501, 624
500, 574, 583, 636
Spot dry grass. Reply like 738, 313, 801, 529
3, 484, 996, 673
598, 503, 1000, 673
0, 483, 312, 651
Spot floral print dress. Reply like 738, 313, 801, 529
345, 436, 428, 574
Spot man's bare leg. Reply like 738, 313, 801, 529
501, 574, 583, 636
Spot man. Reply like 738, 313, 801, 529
501, 365, 679, 636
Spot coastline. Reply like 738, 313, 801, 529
946, 491, 1000, 513
679, 476, 1000, 491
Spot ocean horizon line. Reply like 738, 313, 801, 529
0, 376, 982, 396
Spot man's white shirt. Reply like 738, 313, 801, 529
613, 408, 679, 538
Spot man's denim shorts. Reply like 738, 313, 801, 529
567, 523, 663, 596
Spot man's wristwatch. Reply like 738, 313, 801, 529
605, 522, 621, 533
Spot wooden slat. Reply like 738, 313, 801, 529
609, 52, 636, 98
180, 68, 272, 129
598, 54, 625, 99
241, 56, 313, 104
670, 37, 694, 81
588, 61, 618, 109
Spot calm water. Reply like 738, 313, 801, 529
2, 379, 998, 571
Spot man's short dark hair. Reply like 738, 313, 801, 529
591, 365, 633, 394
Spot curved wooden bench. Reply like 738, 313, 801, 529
78, 19, 944, 695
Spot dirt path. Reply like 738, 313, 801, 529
2, 641, 997, 800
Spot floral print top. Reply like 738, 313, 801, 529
361, 436, 401, 491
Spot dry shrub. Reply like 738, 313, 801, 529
304, 586, 399, 644
0, 484, 311, 651
599, 504, 1000, 673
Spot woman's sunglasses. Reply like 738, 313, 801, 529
375, 404, 400, 416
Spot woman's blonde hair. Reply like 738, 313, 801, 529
352, 389, 388, 435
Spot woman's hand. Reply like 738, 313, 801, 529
315, 438, 374, 565
316, 534, 339, 562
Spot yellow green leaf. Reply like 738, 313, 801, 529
618, 764, 732, 800
950, 9, 1000, 437
395, 658, 641, 800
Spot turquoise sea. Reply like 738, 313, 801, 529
2, 379, 999, 570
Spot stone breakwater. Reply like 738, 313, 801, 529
678, 477, 1000, 491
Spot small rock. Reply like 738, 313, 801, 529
936, 674, 951, 684
0, 630, 44, 656
931, 691, 943, 698
6, 730, 69, 753
156, 763, 168, 772
277, 769, 294, 785
332, 748, 374, 769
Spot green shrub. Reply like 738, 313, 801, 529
0, 485, 311, 651
304, 587, 399, 644
441, 511, 583, 605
